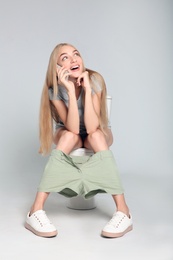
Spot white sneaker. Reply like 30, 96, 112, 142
101, 211, 133, 238
25, 210, 58, 238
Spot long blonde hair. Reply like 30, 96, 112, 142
39, 43, 108, 155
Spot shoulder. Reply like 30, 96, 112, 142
48, 87, 54, 100
48, 85, 66, 100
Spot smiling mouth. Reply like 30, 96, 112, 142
70, 65, 79, 71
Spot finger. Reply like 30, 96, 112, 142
57, 67, 69, 79
60, 69, 71, 82
77, 74, 84, 86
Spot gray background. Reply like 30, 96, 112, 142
0, 0, 173, 259
0, 0, 172, 178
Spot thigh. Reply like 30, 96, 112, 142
53, 127, 83, 151
53, 127, 66, 145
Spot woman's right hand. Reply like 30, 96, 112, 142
57, 66, 75, 93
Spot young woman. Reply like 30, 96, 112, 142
25, 43, 133, 238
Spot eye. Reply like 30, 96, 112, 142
62, 56, 68, 61
74, 52, 80, 57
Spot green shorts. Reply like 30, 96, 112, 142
38, 149, 124, 199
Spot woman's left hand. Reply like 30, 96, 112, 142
77, 71, 91, 92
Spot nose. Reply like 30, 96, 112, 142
70, 56, 77, 63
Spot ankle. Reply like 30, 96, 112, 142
30, 207, 43, 216
116, 207, 130, 217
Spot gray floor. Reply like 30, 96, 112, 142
0, 170, 173, 260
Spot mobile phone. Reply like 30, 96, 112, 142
56, 64, 61, 69
57, 64, 69, 80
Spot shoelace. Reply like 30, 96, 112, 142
34, 211, 52, 226
107, 213, 126, 228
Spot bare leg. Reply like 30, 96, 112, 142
112, 194, 130, 216
84, 129, 130, 217
84, 128, 113, 152
25, 128, 84, 236
30, 192, 49, 215
29, 129, 82, 215
54, 128, 83, 154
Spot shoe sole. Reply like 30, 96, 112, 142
101, 225, 133, 238
25, 222, 58, 238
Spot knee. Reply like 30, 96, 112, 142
61, 130, 80, 144
87, 129, 105, 143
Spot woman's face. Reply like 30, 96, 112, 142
57, 45, 85, 78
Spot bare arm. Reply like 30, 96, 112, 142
51, 68, 80, 134
51, 90, 80, 134
77, 71, 101, 133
